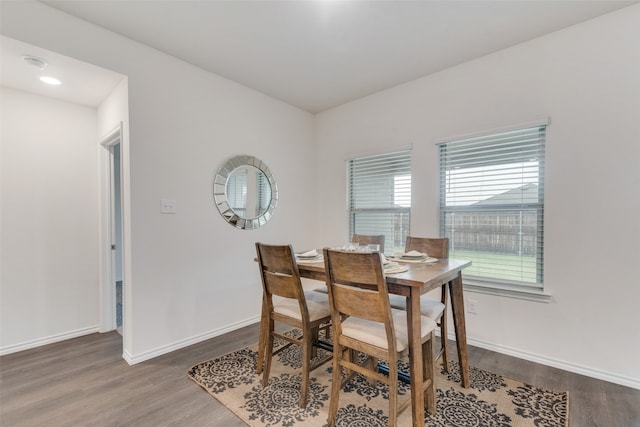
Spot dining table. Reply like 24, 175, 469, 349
257, 251, 472, 427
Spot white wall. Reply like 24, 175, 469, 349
1, 87, 101, 352
123, 54, 316, 361
1, 1, 316, 363
314, 5, 640, 388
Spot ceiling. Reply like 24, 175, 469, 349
1, 36, 125, 107
2, 0, 637, 112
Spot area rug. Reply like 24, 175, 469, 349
188, 331, 568, 426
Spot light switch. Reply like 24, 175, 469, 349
160, 198, 177, 214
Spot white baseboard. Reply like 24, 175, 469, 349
442, 332, 640, 390
123, 316, 260, 365
7, 320, 636, 391
0, 325, 101, 356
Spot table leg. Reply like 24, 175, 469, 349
407, 287, 425, 427
449, 271, 470, 388
256, 295, 268, 374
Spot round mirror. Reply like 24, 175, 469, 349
213, 155, 278, 229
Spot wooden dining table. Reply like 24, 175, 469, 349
303, 257, 470, 426
257, 254, 472, 427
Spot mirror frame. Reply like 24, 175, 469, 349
213, 155, 278, 230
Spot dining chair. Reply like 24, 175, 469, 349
312, 234, 385, 296
351, 233, 385, 250
255, 242, 333, 408
323, 248, 437, 427
388, 236, 451, 372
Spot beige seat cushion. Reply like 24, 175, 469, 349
388, 294, 445, 321
341, 309, 437, 352
274, 291, 331, 322
319, 288, 443, 322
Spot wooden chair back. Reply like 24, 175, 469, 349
255, 242, 333, 408
255, 242, 308, 321
405, 236, 449, 258
323, 248, 397, 353
403, 236, 451, 372
323, 247, 436, 426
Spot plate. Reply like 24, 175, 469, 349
296, 255, 323, 263
384, 265, 409, 274
400, 255, 426, 260
401, 250, 426, 258
388, 255, 438, 264
296, 249, 319, 259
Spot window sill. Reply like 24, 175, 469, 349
462, 280, 552, 303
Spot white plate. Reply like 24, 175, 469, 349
384, 265, 409, 274
402, 250, 426, 258
296, 256, 323, 263
389, 256, 438, 264
296, 249, 319, 259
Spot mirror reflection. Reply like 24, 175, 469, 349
213, 155, 277, 230
226, 165, 272, 219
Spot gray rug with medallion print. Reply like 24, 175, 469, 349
188, 331, 568, 426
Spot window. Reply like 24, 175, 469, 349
226, 167, 271, 219
227, 169, 247, 217
255, 170, 271, 216
348, 150, 411, 254
438, 123, 546, 291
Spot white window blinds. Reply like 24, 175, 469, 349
226, 168, 271, 219
348, 150, 411, 254
227, 170, 247, 217
438, 125, 546, 288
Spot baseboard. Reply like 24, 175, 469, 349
445, 332, 640, 390
124, 316, 260, 365
10, 319, 635, 390
0, 325, 101, 356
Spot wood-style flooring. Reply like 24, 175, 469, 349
1, 324, 638, 426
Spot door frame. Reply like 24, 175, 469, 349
99, 123, 124, 333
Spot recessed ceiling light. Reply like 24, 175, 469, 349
23, 55, 47, 70
23, 56, 60, 85
40, 76, 61, 85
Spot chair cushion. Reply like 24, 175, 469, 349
341, 309, 437, 352
388, 294, 445, 320
274, 291, 331, 322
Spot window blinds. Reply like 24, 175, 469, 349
438, 125, 546, 288
348, 150, 411, 254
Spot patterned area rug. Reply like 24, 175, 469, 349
188, 332, 568, 426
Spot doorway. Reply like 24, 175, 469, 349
100, 124, 124, 335
113, 143, 123, 333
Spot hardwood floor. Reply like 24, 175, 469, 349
1, 324, 638, 426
